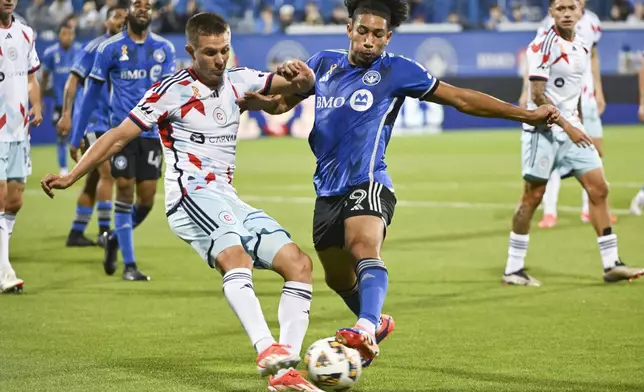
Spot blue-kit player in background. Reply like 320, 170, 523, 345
70, 0, 176, 281
40, 17, 82, 176
237, 0, 588, 368
59, 5, 128, 247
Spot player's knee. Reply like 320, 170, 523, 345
115, 180, 135, 203
215, 245, 253, 274
273, 243, 313, 283
587, 180, 609, 202
346, 239, 380, 261
523, 187, 545, 208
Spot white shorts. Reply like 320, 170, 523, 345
582, 98, 603, 138
0, 140, 30, 181
166, 189, 293, 270
521, 123, 602, 182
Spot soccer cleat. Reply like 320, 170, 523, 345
257, 343, 301, 377
580, 212, 617, 223
502, 269, 542, 287
103, 231, 118, 275
66, 231, 96, 247
1, 270, 24, 293
603, 261, 644, 283
268, 368, 323, 391
630, 194, 643, 216
96, 230, 110, 248
375, 314, 395, 344
336, 327, 379, 367
538, 214, 558, 229
123, 265, 150, 281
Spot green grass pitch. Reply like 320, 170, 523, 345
2, 126, 644, 391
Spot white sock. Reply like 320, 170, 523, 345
0, 213, 12, 274
597, 234, 619, 270
5, 212, 16, 237
222, 268, 275, 354
278, 281, 312, 356
505, 232, 529, 275
356, 318, 377, 337
581, 189, 590, 215
542, 171, 561, 216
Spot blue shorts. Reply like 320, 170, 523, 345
521, 124, 602, 182
0, 140, 31, 181
166, 189, 293, 270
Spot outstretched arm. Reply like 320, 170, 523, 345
41, 118, 142, 198
70, 78, 103, 148
237, 93, 305, 115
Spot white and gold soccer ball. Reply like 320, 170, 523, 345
304, 337, 362, 391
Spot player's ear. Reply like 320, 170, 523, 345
346, 21, 352, 38
185, 44, 195, 60
385, 30, 392, 44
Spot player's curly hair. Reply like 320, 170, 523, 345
344, 0, 409, 28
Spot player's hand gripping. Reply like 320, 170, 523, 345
525, 104, 560, 126
56, 113, 72, 136
236, 92, 283, 113
276, 59, 315, 92
41, 173, 75, 199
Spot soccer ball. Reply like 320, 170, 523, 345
304, 337, 362, 391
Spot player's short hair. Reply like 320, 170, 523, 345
106, 4, 128, 19
58, 16, 74, 32
185, 12, 229, 48
344, 0, 409, 29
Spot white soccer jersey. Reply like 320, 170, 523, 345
536, 11, 601, 102
0, 16, 40, 142
525, 27, 589, 131
129, 67, 274, 212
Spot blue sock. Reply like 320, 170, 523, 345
114, 201, 135, 265
356, 258, 389, 328
131, 204, 152, 229
56, 135, 67, 170
71, 205, 93, 233
97, 201, 112, 232
335, 281, 360, 317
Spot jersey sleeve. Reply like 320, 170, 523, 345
71, 46, 95, 79
128, 84, 180, 130
227, 67, 274, 95
27, 30, 40, 73
393, 56, 439, 99
591, 17, 602, 45
89, 43, 113, 82
161, 42, 176, 78
526, 38, 555, 81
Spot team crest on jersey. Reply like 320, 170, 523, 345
213, 107, 227, 125
219, 211, 236, 225
349, 89, 373, 112
119, 45, 129, 61
153, 48, 166, 63
319, 64, 337, 83
7, 47, 18, 61
554, 77, 565, 88
362, 70, 381, 86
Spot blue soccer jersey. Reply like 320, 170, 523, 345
41, 41, 82, 108
71, 34, 111, 133
301, 50, 439, 197
90, 31, 176, 138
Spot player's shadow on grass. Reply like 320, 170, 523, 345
111, 356, 263, 391
398, 365, 644, 392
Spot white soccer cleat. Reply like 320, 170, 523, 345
256, 344, 301, 377
1, 270, 24, 293
630, 193, 643, 216
502, 269, 541, 287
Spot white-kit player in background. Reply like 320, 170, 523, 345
503, 0, 644, 286
42, 12, 326, 391
520, 0, 613, 228
0, 1, 42, 293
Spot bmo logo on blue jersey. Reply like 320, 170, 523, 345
120, 69, 148, 80
349, 89, 373, 112
316, 96, 345, 109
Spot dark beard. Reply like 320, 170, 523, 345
127, 13, 151, 35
